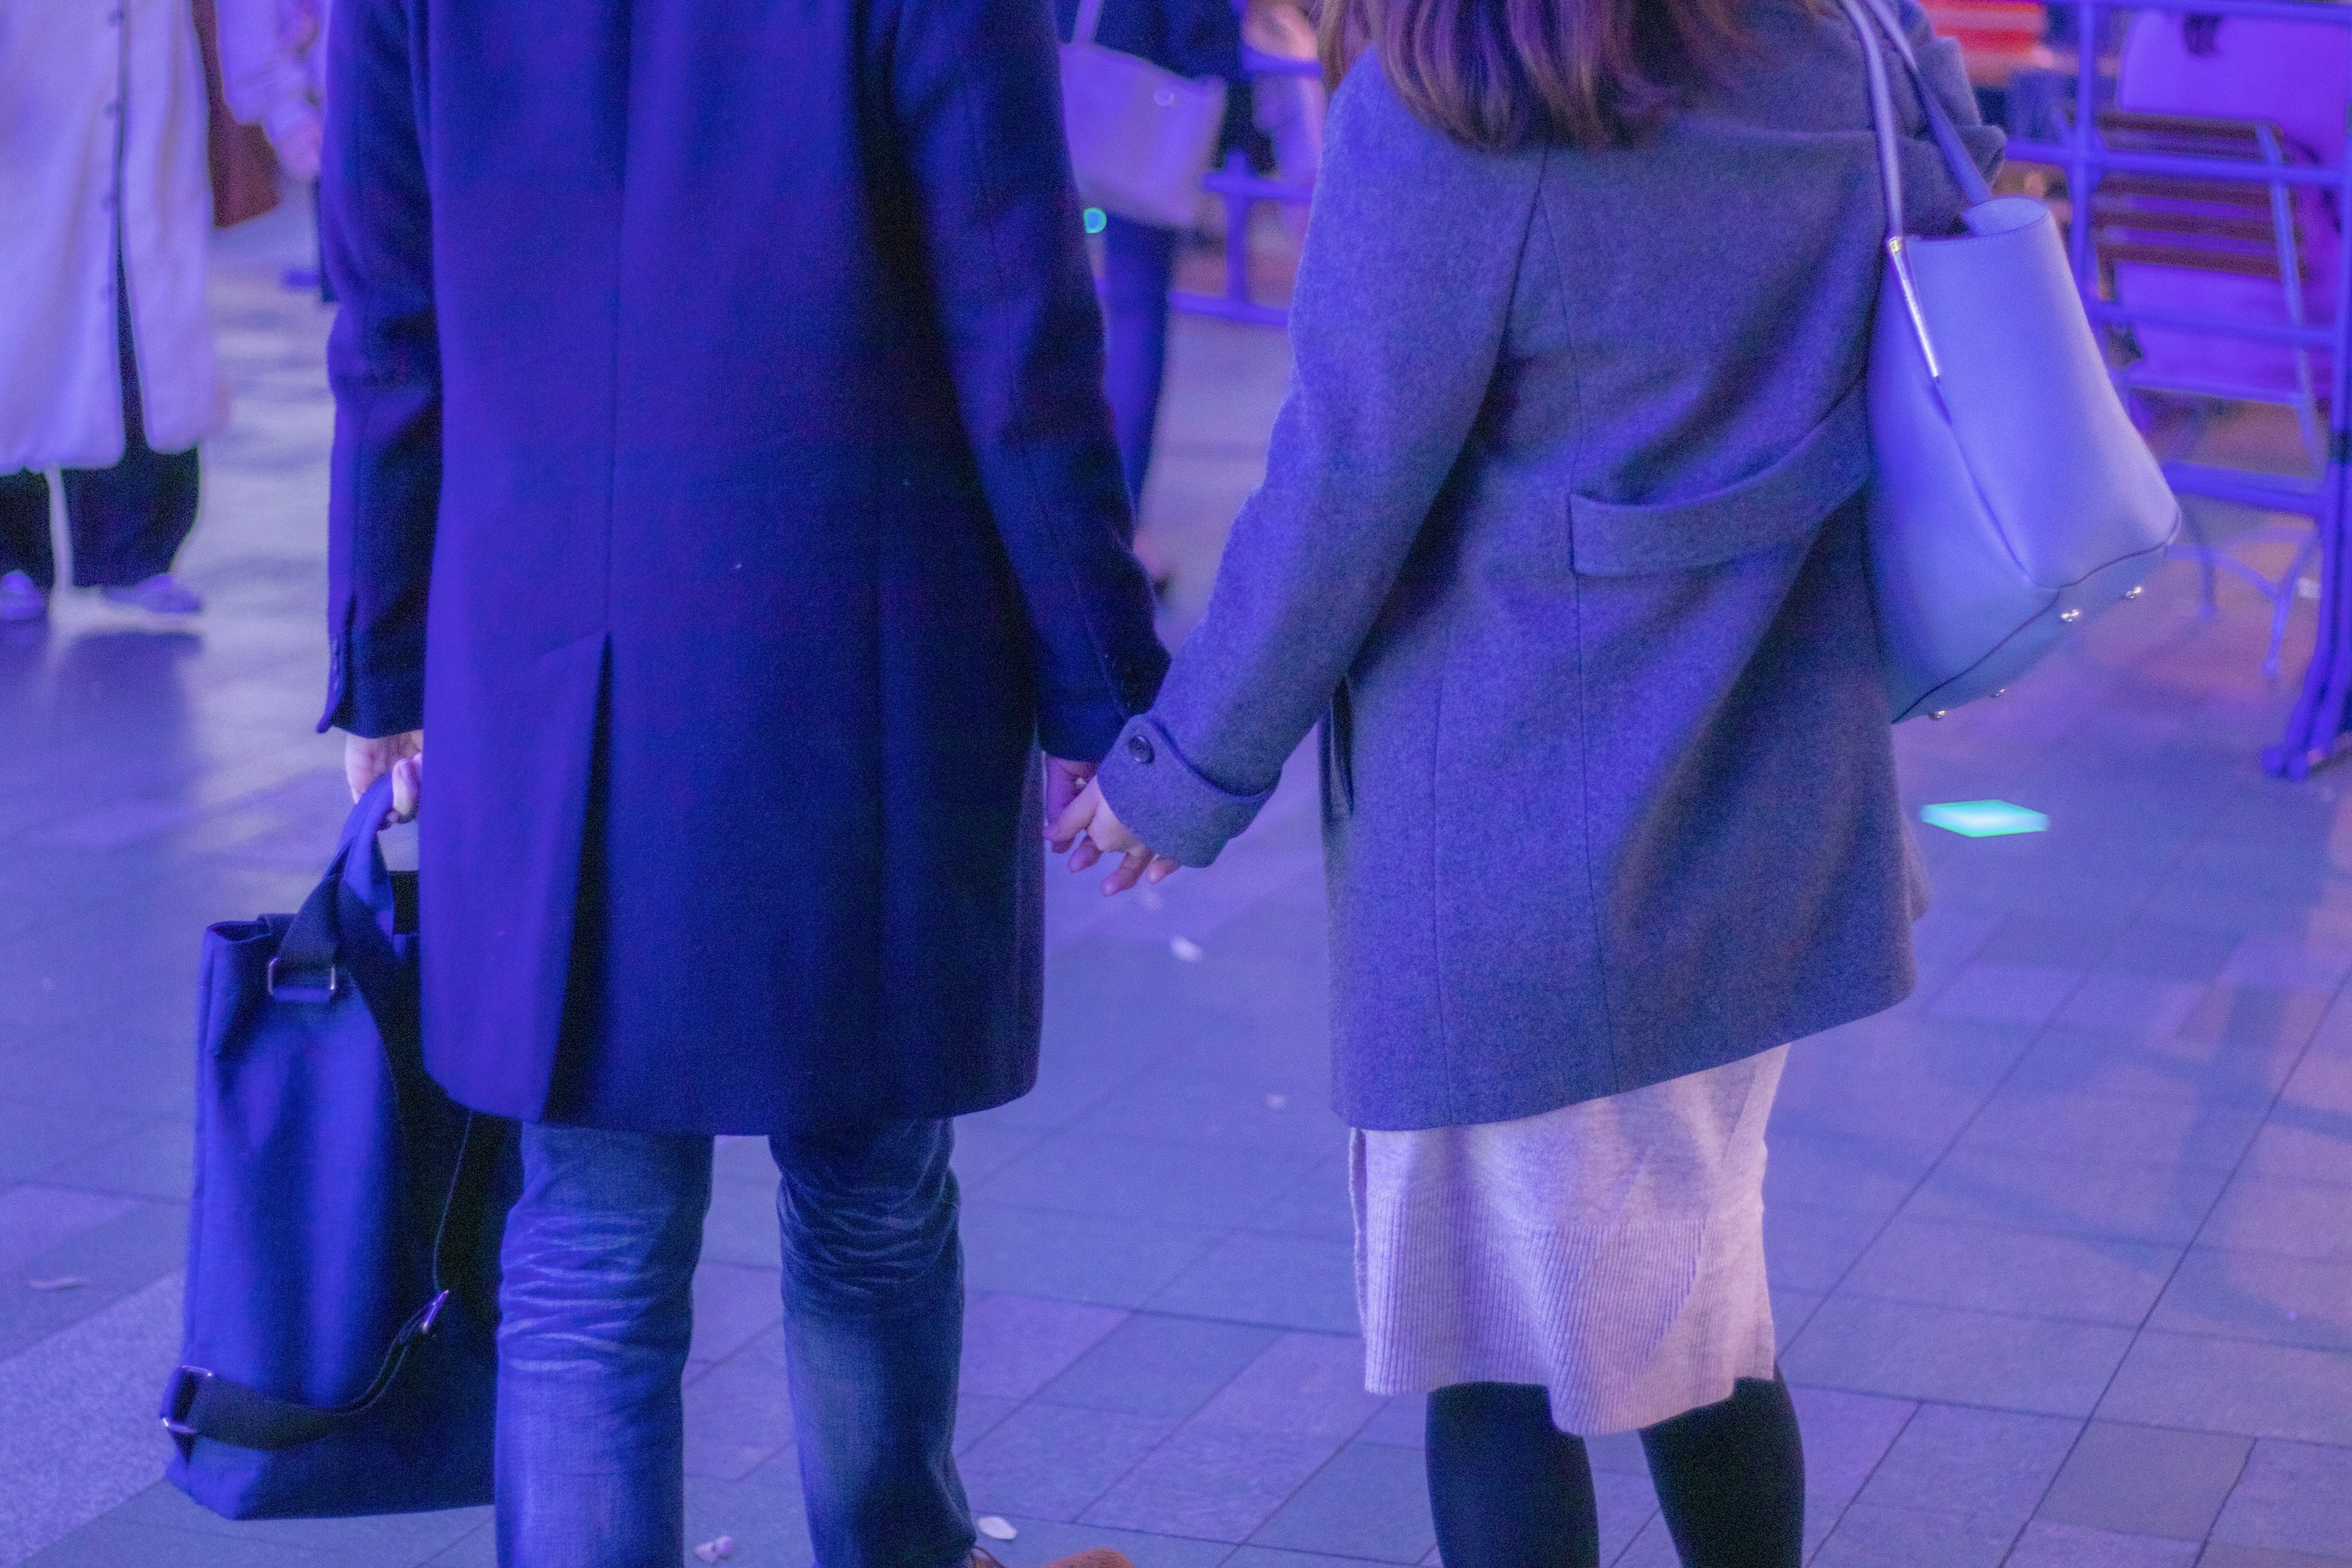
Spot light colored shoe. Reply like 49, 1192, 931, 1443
0, 570, 46, 622
975, 1551, 1134, 1568
100, 573, 204, 615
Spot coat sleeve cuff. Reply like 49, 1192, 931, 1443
1094, 715, 1274, 868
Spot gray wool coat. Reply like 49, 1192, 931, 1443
1095, 0, 2002, 1131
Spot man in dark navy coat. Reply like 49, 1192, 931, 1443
323, 0, 1168, 1559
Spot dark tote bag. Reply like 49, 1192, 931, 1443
164, 776, 514, 1519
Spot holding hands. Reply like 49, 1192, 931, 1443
1047, 763, 1178, 895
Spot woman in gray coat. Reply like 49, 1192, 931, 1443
1054, 0, 1998, 1557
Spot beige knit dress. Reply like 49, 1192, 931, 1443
1351, 1046, 1788, 1436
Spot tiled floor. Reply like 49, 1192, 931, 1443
4, 207, 2351, 1566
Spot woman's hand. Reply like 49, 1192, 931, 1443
1049, 779, 1179, 895
344, 731, 423, 824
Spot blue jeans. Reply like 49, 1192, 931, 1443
1101, 213, 1177, 503
494, 1119, 973, 1568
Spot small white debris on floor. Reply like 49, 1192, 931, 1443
1170, 936, 1202, 962
693, 1535, 735, 1562
1265, 1094, 1287, 1110
976, 1515, 1018, 1541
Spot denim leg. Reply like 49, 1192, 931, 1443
1101, 214, 1178, 503
495, 1123, 713, 1568
59, 241, 198, 589
773, 1118, 972, 1568
0, 469, 56, 589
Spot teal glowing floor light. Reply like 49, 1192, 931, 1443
1920, 801, 2049, 837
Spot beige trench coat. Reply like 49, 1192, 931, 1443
0, 0, 227, 472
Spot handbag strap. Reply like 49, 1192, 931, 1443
266, 776, 398, 1003
162, 1112, 511, 1454
1071, 0, 1104, 45
1838, 0, 1992, 383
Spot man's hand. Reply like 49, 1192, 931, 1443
344, 731, 423, 824
1048, 779, 1178, 895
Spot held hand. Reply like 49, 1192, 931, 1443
344, 731, 423, 824
1047, 779, 1179, 895
1043, 755, 1096, 824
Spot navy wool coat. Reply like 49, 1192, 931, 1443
1097, 0, 1999, 1131
320, 0, 1167, 1133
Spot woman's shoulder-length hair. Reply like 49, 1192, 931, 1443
1314, 0, 1758, 153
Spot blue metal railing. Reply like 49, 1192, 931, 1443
2010, 0, 2352, 776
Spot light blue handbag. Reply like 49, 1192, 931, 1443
1841, 0, 2180, 722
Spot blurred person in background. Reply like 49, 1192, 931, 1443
325, 0, 1166, 1561
1058, 0, 1242, 513
0, 0, 224, 624
1054, 0, 1999, 1558
213, 0, 330, 297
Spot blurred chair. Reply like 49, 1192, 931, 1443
2103, 13, 2348, 678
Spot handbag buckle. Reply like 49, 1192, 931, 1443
161, 1365, 213, 1437
266, 957, 340, 1003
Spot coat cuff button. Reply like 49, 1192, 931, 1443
1126, 733, 1155, 764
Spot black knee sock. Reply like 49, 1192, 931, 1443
1425, 1382, 1600, 1568
1638, 1374, 1806, 1568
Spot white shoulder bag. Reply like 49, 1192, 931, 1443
1060, 0, 1229, 231
1841, 0, 2180, 720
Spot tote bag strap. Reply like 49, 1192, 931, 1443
1071, 0, 1104, 45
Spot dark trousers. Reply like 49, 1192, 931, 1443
1102, 214, 1178, 503
0, 252, 201, 592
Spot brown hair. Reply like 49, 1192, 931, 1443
1315, 0, 1751, 152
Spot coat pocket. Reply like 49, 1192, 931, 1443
1567, 382, 1871, 576
1321, 679, 1357, 816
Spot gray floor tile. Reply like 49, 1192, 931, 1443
2038, 1423, 2252, 1540
1902, 1150, 2234, 1246
1762, 1133, 1946, 1218
961, 1202, 1226, 1309
2098, 1333, 2352, 1445
1763, 1202, 1888, 1292
1807, 1502, 2015, 1567
1592, 1468, 1660, 1564
37, 1118, 195, 1202
1839, 1218, 2180, 1325
1246, 1440, 1433, 1561
680, 1472, 815, 1568
2177, 988, 2336, 1051
1926, 963, 2084, 1029
690, 1261, 783, 1368
102, 1485, 489, 1564
15, 1517, 346, 1567
2053, 974, 2212, 1039
960, 1402, 1174, 1521
2147, 1250, 2352, 1353
0, 1186, 138, 1275
2198, 1547, 2352, 1568
1955, 1090, 2266, 1174
2216, 933, 2352, 995
962, 1293, 1130, 1400
2197, 1178, 2352, 1264
683, 1331, 795, 1480
1854, 1403, 2079, 1534
2236, 1120, 2352, 1190
1145, 1232, 1358, 1335
1785, 1296, 2134, 1417
2207, 1439, 2352, 1558
976, 1133, 1322, 1233
1081, 1425, 1351, 1543
2003, 1027, 2302, 1110
1037, 1312, 1283, 1421
1789, 1385, 1917, 1507
2008, 1521, 2202, 1567
1192, 1333, 1384, 1440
